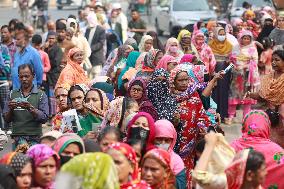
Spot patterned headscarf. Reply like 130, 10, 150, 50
84, 88, 110, 117
60, 152, 120, 189
0, 152, 31, 176
144, 49, 161, 69
147, 69, 177, 121
27, 144, 60, 168
177, 29, 191, 42
52, 133, 85, 155
138, 35, 153, 52
155, 55, 176, 71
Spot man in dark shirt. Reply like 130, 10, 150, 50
4, 64, 49, 150
128, 10, 147, 44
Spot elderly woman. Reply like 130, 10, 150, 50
27, 144, 60, 189
230, 110, 284, 188
165, 37, 184, 61
141, 148, 176, 189
169, 66, 210, 189
128, 77, 158, 120
55, 47, 90, 88
136, 35, 154, 70
0, 152, 33, 189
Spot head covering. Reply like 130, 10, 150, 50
52, 133, 85, 155
118, 51, 141, 89
67, 18, 78, 33
124, 38, 138, 51
27, 144, 60, 168
165, 37, 183, 58
68, 47, 83, 59
112, 2, 122, 9
87, 12, 98, 27
169, 65, 190, 89
55, 83, 71, 91
146, 31, 164, 51
238, 29, 253, 46
232, 18, 243, 27
84, 139, 101, 152
231, 110, 284, 189
207, 20, 217, 31
191, 31, 206, 50
208, 27, 233, 56
92, 82, 114, 95
60, 153, 120, 189
144, 49, 161, 69
177, 29, 191, 42
85, 88, 110, 117
156, 55, 176, 70
101, 96, 125, 128
41, 130, 63, 140
244, 10, 255, 19
154, 119, 184, 175
138, 35, 153, 52
0, 165, 18, 189
225, 149, 250, 189
142, 149, 175, 188
127, 112, 156, 151
147, 69, 177, 121
180, 54, 195, 64
0, 152, 31, 176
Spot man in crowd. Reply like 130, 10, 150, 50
1, 25, 17, 67
128, 9, 147, 44
112, 3, 128, 43
4, 64, 49, 150
12, 27, 43, 90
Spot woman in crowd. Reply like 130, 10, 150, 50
141, 148, 176, 189
165, 37, 184, 61
55, 47, 90, 88
230, 110, 284, 188
52, 133, 85, 165
107, 142, 151, 188
177, 29, 193, 54
101, 96, 139, 133
117, 51, 141, 94
146, 31, 164, 51
58, 153, 120, 189
156, 55, 178, 73
191, 31, 216, 74
0, 165, 18, 189
127, 138, 144, 165
169, 66, 210, 188
228, 30, 259, 123
84, 88, 110, 118
52, 83, 70, 131
126, 112, 156, 152
0, 152, 33, 189
248, 49, 284, 107
154, 119, 186, 189
27, 144, 60, 189
136, 35, 154, 70
97, 126, 122, 152
128, 77, 158, 120
147, 68, 178, 122
68, 85, 102, 137
208, 27, 233, 122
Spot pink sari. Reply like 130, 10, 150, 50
230, 110, 284, 189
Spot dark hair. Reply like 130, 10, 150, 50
272, 49, 284, 61
0, 25, 11, 32
18, 64, 35, 76
8, 18, 20, 29
195, 139, 205, 153
14, 22, 25, 31
85, 88, 104, 109
40, 136, 56, 143
68, 85, 85, 101
131, 9, 139, 13
56, 21, 66, 31
245, 150, 265, 173
262, 37, 274, 50
242, 1, 251, 8
68, 15, 77, 19
97, 126, 122, 142
31, 34, 42, 45
266, 108, 280, 127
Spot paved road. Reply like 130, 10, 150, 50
0, 5, 242, 156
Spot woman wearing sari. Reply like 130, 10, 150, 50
128, 77, 158, 120
55, 47, 90, 88
230, 110, 284, 189
208, 27, 233, 122
191, 31, 216, 74
107, 142, 151, 189
58, 152, 120, 189
177, 29, 193, 54
147, 68, 178, 122
169, 66, 210, 189
136, 35, 154, 70
165, 37, 184, 61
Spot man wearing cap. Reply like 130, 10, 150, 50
112, 3, 128, 43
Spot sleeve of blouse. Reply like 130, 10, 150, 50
192, 170, 227, 189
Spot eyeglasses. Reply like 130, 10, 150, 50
130, 87, 143, 92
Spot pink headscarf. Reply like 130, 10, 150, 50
232, 18, 243, 27
165, 37, 183, 59
180, 54, 195, 64
156, 55, 176, 70
230, 110, 284, 189
154, 119, 185, 175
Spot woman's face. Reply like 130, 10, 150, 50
133, 116, 149, 130
17, 162, 32, 189
34, 157, 57, 188
72, 51, 84, 64
142, 157, 167, 186
85, 90, 101, 110
241, 35, 251, 46
154, 51, 164, 66
167, 61, 178, 72
100, 132, 118, 152
61, 143, 81, 157
131, 143, 142, 164
55, 88, 68, 111
218, 29, 225, 36
130, 84, 144, 101
195, 35, 205, 46
277, 17, 284, 29
174, 71, 190, 92
70, 90, 85, 111
107, 149, 133, 184
154, 137, 173, 151
247, 163, 267, 187
124, 47, 133, 58
272, 54, 284, 72
144, 39, 153, 52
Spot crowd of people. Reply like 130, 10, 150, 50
0, 0, 284, 189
